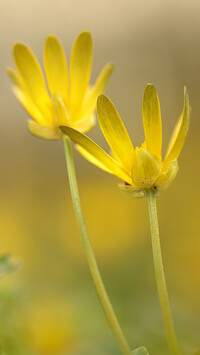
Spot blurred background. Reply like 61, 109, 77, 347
0, 0, 200, 354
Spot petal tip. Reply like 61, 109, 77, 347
13, 42, 26, 51
184, 85, 187, 95
183, 86, 190, 121
13, 42, 23, 55
103, 62, 114, 79
184, 86, 190, 110
97, 94, 113, 115
144, 83, 157, 96
97, 93, 108, 106
6, 67, 12, 75
80, 30, 92, 36
13, 42, 31, 61
46, 33, 57, 40
45, 34, 60, 46
146, 82, 154, 87
77, 30, 92, 43
6, 67, 18, 85
107, 62, 115, 71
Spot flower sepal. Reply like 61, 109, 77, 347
119, 183, 145, 199
28, 120, 62, 140
132, 346, 149, 354
155, 159, 179, 191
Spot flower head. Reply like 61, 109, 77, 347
61, 84, 190, 197
8, 31, 113, 139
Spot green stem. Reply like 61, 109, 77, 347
63, 136, 132, 355
146, 188, 180, 355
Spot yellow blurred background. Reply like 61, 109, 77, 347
0, 0, 200, 354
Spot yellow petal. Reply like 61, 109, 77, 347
75, 144, 114, 174
60, 126, 133, 184
155, 160, 179, 191
13, 43, 52, 124
81, 63, 114, 117
8, 68, 47, 125
142, 84, 162, 159
52, 95, 95, 133
7, 68, 21, 87
72, 112, 96, 133
132, 148, 161, 188
97, 95, 134, 172
52, 95, 70, 126
28, 120, 62, 140
44, 35, 69, 105
12, 84, 47, 125
163, 87, 190, 170
69, 32, 93, 116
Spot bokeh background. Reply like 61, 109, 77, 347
0, 0, 200, 354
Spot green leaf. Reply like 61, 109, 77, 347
193, 350, 200, 355
0, 254, 22, 280
132, 347, 149, 355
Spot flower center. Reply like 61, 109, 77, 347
132, 147, 161, 188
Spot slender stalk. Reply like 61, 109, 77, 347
63, 136, 132, 355
146, 188, 180, 355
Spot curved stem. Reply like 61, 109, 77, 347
146, 188, 180, 355
63, 136, 132, 355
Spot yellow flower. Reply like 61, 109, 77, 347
60, 84, 190, 197
8, 31, 113, 139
